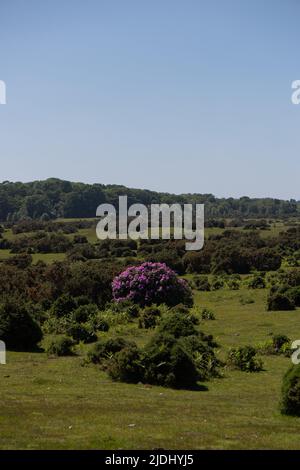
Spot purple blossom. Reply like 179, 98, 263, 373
112, 262, 193, 307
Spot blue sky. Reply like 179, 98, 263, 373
0, 0, 299, 199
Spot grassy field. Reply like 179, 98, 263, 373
1, 287, 300, 450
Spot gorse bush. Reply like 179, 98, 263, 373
67, 322, 98, 344
281, 364, 300, 416
227, 346, 263, 372
71, 304, 98, 323
201, 308, 216, 320
112, 262, 193, 307
192, 275, 211, 291
142, 313, 220, 387
50, 294, 77, 318
106, 344, 143, 383
138, 306, 161, 329
257, 334, 291, 356
90, 312, 221, 388
267, 293, 295, 311
248, 274, 266, 289
43, 335, 74, 356
0, 300, 42, 351
86, 337, 135, 364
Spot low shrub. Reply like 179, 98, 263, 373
158, 312, 198, 338
192, 275, 211, 291
227, 345, 263, 372
86, 337, 135, 364
91, 315, 110, 332
71, 304, 98, 323
201, 308, 216, 320
50, 294, 77, 318
43, 335, 74, 356
42, 316, 71, 335
67, 322, 97, 344
248, 275, 266, 289
286, 287, 300, 308
210, 277, 224, 291
226, 279, 240, 290
257, 334, 291, 356
138, 306, 161, 329
0, 300, 42, 351
107, 345, 143, 383
88, 313, 221, 388
280, 364, 300, 416
267, 293, 295, 311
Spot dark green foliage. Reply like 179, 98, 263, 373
259, 334, 291, 356
201, 308, 216, 320
67, 322, 97, 344
50, 294, 77, 318
0, 300, 42, 351
267, 293, 295, 311
211, 277, 224, 290
143, 333, 200, 388
138, 306, 161, 329
286, 287, 300, 307
107, 345, 143, 383
192, 275, 211, 291
92, 315, 110, 332
248, 274, 266, 289
281, 364, 300, 416
158, 312, 198, 338
141, 313, 220, 387
142, 329, 220, 387
87, 313, 220, 388
0, 178, 298, 222
86, 337, 135, 364
4, 253, 32, 269
227, 346, 263, 372
108, 300, 140, 317
44, 335, 74, 356
272, 334, 291, 354
71, 304, 98, 323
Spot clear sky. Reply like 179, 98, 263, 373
0, 0, 299, 199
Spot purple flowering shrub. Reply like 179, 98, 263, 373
112, 262, 193, 307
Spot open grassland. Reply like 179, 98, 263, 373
1, 288, 300, 450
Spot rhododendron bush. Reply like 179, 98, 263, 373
112, 262, 193, 307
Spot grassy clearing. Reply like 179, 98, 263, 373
1, 288, 300, 450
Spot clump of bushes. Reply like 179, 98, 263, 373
248, 274, 266, 289
107, 300, 140, 318
201, 308, 216, 320
192, 275, 211, 291
138, 306, 161, 329
267, 293, 295, 311
43, 335, 74, 356
280, 364, 300, 416
87, 337, 136, 364
226, 278, 240, 290
227, 345, 263, 372
210, 277, 224, 291
106, 344, 143, 383
86, 312, 221, 388
71, 304, 98, 323
257, 334, 291, 356
0, 300, 42, 351
66, 322, 98, 344
112, 262, 193, 307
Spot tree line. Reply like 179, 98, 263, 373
0, 178, 298, 221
